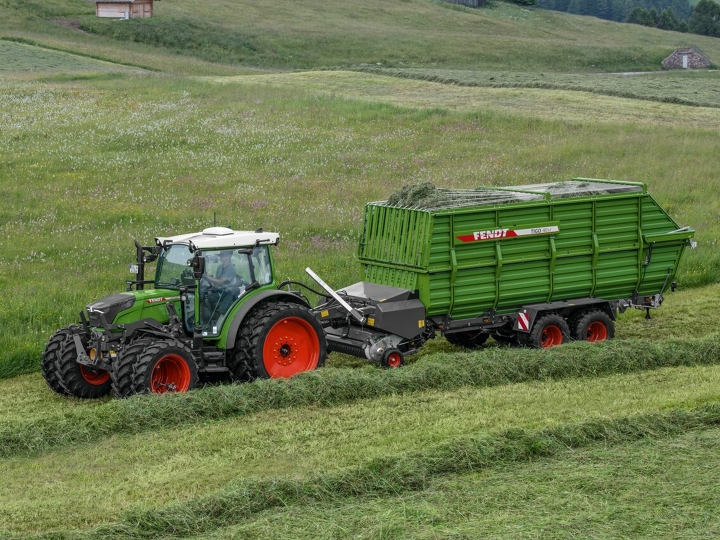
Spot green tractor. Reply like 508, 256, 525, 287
42, 227, 327, 398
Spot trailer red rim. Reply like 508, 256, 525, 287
79, 366, 111, 385
263, 316, 320, 378
149, 354, 192, 393
586, 321, 608, 342
386, 351, 403, 368
541, 325, 564, 348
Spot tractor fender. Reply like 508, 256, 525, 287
224, 290, 311, 349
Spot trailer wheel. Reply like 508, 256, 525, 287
381, 348, 404, 369
570, 310, 614, 342
523, 314, 569, 349
54, 331, 112, 399
41, 325, 79, 396
444, 330, 489, 348
238, 301, 327, 380
131, 339, 198, 395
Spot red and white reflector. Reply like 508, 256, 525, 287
517, 311, 530, 331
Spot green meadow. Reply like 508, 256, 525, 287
1, 0, 720, 537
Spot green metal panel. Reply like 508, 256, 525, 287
358, 180, 694, 318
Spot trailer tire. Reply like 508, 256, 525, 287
522, 314, 569, 349
570, 310, 614, 342
131, 339, 198, 395
41, 325, 79, 396
444, 330, 489, 349
238, 302, 327, 380
55, 331, 112, 399
381, 348, 404, 369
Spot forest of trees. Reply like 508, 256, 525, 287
535, 0, 693, 23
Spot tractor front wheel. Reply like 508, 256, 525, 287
41, 325, 79, 396
128, 339, 198, 396
54, 330, 112, 399
238, 302, 327, 380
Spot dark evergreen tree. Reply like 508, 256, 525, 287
688, 0, 720, 37
658, 7, 680, 30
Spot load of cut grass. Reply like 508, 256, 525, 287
1, 333, 719, 459
88, 403, 720, 540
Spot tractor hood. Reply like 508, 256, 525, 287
86, 289, 181, 327
87, 293, 136, 327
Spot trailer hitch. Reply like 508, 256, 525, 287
305, 267, 366, 325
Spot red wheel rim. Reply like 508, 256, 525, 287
586, 321, 608, 342
541, 325, 563, 349
263, 317, 320, 378
150, 354, 191, 393
386, 352, 403, 368
80, 365, 110, 385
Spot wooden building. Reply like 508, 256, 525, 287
94, 0, 158, 19
661, 47, 711, 70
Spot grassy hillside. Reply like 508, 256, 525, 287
1, 0, 720, 538
3, 0, 720, 72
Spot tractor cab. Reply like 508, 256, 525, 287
154, 227, 278, 337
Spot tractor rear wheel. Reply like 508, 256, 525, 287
41, 325, 78, 396
570, 310, 614, 342
54, 330, 112, 399
238, 302, 327, 380
129, 339, 198, 395
522, 314, 569, 349
444, 330, 489, 348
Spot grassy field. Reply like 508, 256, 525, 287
1, 0, 720, 537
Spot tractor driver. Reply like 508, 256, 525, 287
204, 250, 237, 289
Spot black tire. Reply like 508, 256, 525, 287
41, 325, 80, 396
55, 331, 113, 399
236, 301, 327, 380
444, 330, 489, 349
130, 339, 198, 395
569, 309, 615, 342
522, 313, 569, 349
112, 338, 153, 398
381, 348, 404, 369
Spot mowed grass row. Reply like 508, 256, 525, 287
2, 327, 720, 463
1, 72, 718, 379
180, 425, 720, 540
4, 390, 719, 537
359, 67, 720, 109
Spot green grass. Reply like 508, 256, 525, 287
185, 426, 720, 540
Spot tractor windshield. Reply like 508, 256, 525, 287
155, 244, 193, 288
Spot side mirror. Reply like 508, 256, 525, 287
189, 254, 205, 280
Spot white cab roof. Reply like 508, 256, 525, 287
156, 227, 280, 250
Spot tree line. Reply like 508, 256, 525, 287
532, 0, 720, 37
